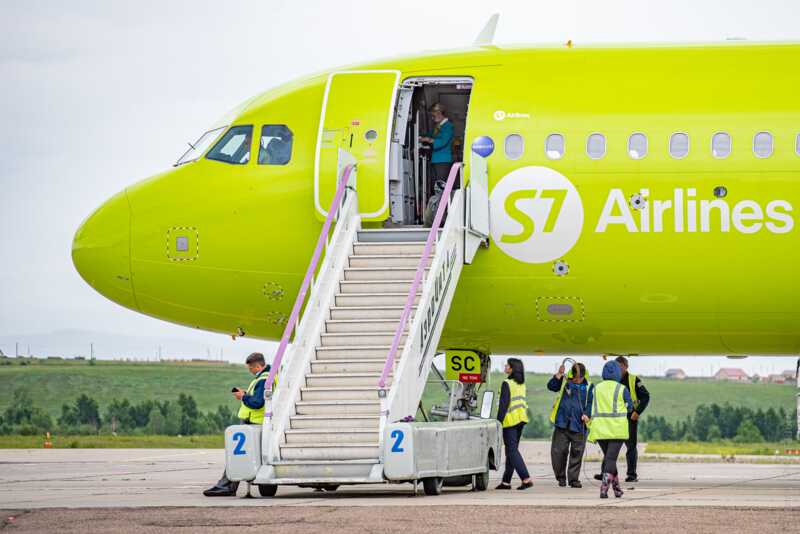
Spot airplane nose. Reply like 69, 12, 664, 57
72, 190, 138, 311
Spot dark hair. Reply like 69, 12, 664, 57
615, 355, 629, 367
506, 358, 525, 384
245, 352, 266, 366
429, 102, 446, 114
572, 362, 587, 380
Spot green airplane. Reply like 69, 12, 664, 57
72, 40, 800, 358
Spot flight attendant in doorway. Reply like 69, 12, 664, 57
419, 102, 455, 187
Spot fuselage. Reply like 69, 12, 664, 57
72, 42, 800, 356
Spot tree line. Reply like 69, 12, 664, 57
520, 402, 797, 443
0, 388, 239, 436
1, 388, 797, 443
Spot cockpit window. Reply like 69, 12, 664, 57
206, 125, 253, 164
175, 126, 226, 166
258, 125, 293, 165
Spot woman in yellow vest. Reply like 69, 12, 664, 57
495, 358, 533, 490
583, 360, 633, 499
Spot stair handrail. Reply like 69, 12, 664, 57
378, 162, 462, 390
264, 163, 356, 408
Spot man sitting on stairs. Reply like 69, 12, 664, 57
203, 352, 271, 497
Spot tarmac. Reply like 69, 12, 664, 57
1, 442, 798, 532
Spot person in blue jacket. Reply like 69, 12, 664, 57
419, 102, 455, 187
547, 361, 591, 487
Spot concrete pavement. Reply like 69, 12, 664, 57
1, 442, 798, 509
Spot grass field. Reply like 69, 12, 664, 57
645, 441, 800, 456
0, 359, 245, 418
0, 434, 795, 455
422, 371, 797, 422
0, 434, 222, 448
0, 359, 796, 423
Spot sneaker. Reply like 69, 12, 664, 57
625, 475, 638, 483
593, 473, 603, 481
517, 481, 533, 490
495, 483, 512, 490
569, 480, 582, 488
558, 479, 566, 487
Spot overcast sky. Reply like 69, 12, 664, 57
1, 0, 799, 377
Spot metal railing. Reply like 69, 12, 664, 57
378, 162, 463, 390
264, 164, 356, 414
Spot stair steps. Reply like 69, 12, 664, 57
314, 345, 393, 360
284, 428, 379, 444
325, 319, 409, 334
300, 386, 382, 401
288, 415, 380, 430
329, 306, 416, 321
276, 235, 427, 465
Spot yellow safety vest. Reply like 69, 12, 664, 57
627, 373, 639, 408
549, 375, 592, 424
501, 379, 529, 428
237, 372, 270, 424
587, 380, 629, 443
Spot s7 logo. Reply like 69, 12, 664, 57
501, 189, 567, 243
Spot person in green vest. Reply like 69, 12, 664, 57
495, 358, 534, 490
203, 352, 271, 497
546, 361, 591, 488
584, 360, 634, 499
592, 356, 651, 483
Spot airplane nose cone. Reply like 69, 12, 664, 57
72, 190, 138, 311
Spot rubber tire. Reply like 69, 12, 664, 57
474, 468, 489, 492
422, 477, 443, 496
257, 484, 278, 497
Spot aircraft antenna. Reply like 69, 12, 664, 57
473, 13, 499, 46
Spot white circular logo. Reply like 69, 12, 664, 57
493, 110, 506, 121
490, 166, 584, 264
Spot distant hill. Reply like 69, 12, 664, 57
0, 329, 271, 361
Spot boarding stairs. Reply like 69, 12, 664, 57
257, 159, 489, 485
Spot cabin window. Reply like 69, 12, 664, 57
545, 134, 564, 160
504, 134, 524, 160
206, 125, 253, 165
669, 132, 689, 159
258, 125, 293, 165
628, 133, 647, 159
753, 132, 773, 158
712, 132, 731, 159
796, 133, 800, 156
586, 133, 606, 159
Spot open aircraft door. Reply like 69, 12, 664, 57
465, 152, 490, 263
315, 70, 400, 221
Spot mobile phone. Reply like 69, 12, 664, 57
231, 387, 240, 393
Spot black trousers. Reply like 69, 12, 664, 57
598, 439, 624, 476
625, 419, 638, 477
550, 426, 586, 483
502, 423, 530, 484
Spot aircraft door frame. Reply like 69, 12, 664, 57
314, 70, 400, 220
